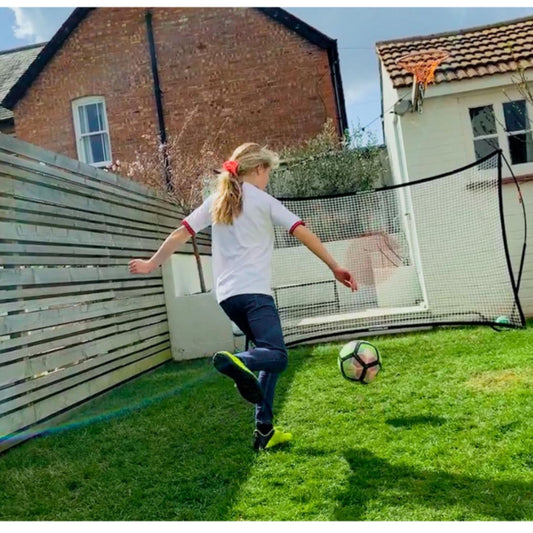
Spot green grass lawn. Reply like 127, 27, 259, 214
2, 322, 533, 520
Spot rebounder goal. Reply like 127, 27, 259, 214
272, 151, 525, 346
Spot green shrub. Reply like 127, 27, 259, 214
268, 120, 390, 198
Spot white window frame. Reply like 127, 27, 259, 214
71, 96, 112, 168
464, 93, 533, 176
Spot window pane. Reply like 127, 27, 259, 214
81, 136, 92, 163
503, 100, 528, 132
82, 133, 108, 164
102, 133, 111, 161
474, 137, 500, 163
97, 102, 105, 131
85, 103, 103, 132
508, 131, 533, 164
78, 106, 88, 134
470, 105, 497, 137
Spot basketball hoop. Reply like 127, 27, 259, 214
396, 49, 449, 113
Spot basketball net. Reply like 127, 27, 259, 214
396, 50, 449, 113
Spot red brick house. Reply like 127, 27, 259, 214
2, 7, 347, 184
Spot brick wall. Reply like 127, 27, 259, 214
13, 7, 340, 184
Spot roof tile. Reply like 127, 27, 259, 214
0, 43, 44, 121
376, 15, 533, 88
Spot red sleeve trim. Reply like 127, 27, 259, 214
182, 220, 195, 236
289, 220, 305, 235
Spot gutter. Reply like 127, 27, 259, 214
378, 58, 385, 144
145, 10, 172, 190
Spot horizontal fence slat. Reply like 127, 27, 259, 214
0, 220, 164, 251
1, 289, 113, 313
0, 150, 184, 219
0, 207, 171, 242
1, 255, 131, 267
0, 174, 209, 246
0, 248, 210, 265
0, 310, 167, 361
0, 199, 211, 246
0, 171, 183, 230
0, 196, 170, 235
0, 132, 169, 199
0, 278, 162, 301
2, 324, 169, 390
0, 348, 171, 440
0, 173, 211, 245
0, 220, 210, 255
1, 293, 167, 336
0, 243, 145, 257
0, 134, 206, 224
0, 133, 168, 197
0, 328, 170, 398
1, 286, 163, 314
0, 265, 160, 288
0, 242, 211, 260
0, 263, 209, 290
1, 340, 170, 414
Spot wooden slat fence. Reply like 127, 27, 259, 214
0, 133, 211, 452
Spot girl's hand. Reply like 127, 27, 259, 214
333, 266, 357, 292
128, 259, 156, 275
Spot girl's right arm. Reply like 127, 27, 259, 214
128, 225, 192, 275
292, 224, 357, 291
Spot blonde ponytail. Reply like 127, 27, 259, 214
212, 142, 279, 225
212, 170, 243, 225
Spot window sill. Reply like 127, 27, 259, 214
502, 173, 533, 185
85, 161, 112, 169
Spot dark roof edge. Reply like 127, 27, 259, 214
376, 13, 533, 48
326, 45, 349, 134
2, 7, 94, 110
256, 7, 348, 133
256, 7, 335, 49
0, 41, 47, 56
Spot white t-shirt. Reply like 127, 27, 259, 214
182, 182, 304, 303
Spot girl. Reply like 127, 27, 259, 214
129, 143, 356, 451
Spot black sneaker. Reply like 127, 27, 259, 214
253, 427, 293, 451
213, 351, 264, 405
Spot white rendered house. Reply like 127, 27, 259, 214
376, 15, 533, 316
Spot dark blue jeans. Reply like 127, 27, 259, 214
219, 293, 288, 425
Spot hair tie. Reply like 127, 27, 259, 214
222, 160, 239, 177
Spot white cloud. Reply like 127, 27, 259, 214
10, 8, 60, 44
344, 80, 376, 105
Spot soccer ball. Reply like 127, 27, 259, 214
338, 340, 382, 384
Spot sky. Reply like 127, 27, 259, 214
1, 5, 533, 144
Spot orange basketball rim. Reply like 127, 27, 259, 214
396, 49, 450, 88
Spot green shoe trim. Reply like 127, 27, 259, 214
265, 428, 293, 449
220, 351, 256, 379
213, 351, 263, 405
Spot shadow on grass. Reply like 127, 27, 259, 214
0, 349, 306, 521
334, 448, 533, 520
385, 415, 447, 428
